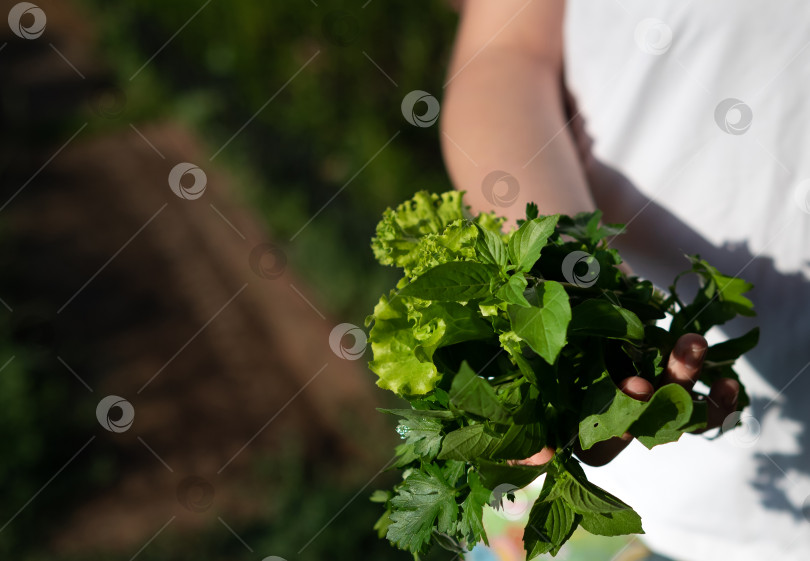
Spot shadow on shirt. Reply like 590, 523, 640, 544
588, 158, 810, 521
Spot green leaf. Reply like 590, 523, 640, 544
393, 442, 420, 468
449, 361, 512, 424
671, 256, 756, 335
368, 294, 492, 397
495, 273, 531, 307
705, 327, 760, 362
679, 398, 709, 433
442, 460, 467, 486
475, 224, 508, 269
387, 463, 460, 553
524, 497, 579, 558
398, 261, 499, 301
371, 190, 481, 278
508, 215, 559, 272
508, 281, 572, 364
459, 470, 491, 546
556, 210, 625, 248
560, 460, 630, 514
373, 509, 393, 538
579, 508, 643, 536
370, 489, 392, 503
569, 299, 644, 342
475, 459, 548, 490
490, 422, 546, 460
413, 300, 493, 348
368, 293, 442, 396
396, 416, 444, 460
438, 424, 499, 461
578, 372, 648, 450
631, 383, 695, 449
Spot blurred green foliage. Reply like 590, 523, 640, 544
2, 1, 463, 559
82, 0, 460, 324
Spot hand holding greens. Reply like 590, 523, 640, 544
366, 191, 757, 558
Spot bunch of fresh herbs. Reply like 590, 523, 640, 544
366, 191, 757, 558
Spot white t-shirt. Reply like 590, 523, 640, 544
563, 1, 810, 560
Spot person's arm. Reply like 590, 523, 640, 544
441, 0, 592, 225
441, 0, 738, 466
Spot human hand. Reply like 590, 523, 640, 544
512, 333, 740, 467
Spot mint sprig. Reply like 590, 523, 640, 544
367, 190, 757, 558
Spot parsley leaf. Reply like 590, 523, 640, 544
387, 463, 460, 554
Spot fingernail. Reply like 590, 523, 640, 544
679, 341, 706, 367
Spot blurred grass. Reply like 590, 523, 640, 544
80, 0, 460, 325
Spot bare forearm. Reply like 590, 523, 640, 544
441, 49, 594, 226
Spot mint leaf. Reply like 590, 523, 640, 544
556, 210, 625, 249
490, 422, 546, 460
495, 273, 531, 307
705, 327, 760, 362
508, 215, 559, 272
579, 508, 643, 537
399, 261, 498, 301
569, 299, 644, 342
449, 361, 512, 424
475, 224, 508, 269
508, 281, 571, 364
560, 460, 630, 514
388, 463, 460, 553
525, 497, 579, 557
475, 459, 548, 490
438, 424, 499, 461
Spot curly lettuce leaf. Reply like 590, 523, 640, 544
371, 190, 504, 278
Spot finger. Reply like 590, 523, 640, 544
576, 376, 653, 466
663, 333, 708, 391
704, 377, 740, 431
509, 446, 555, 467
619, 375, 654, 401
